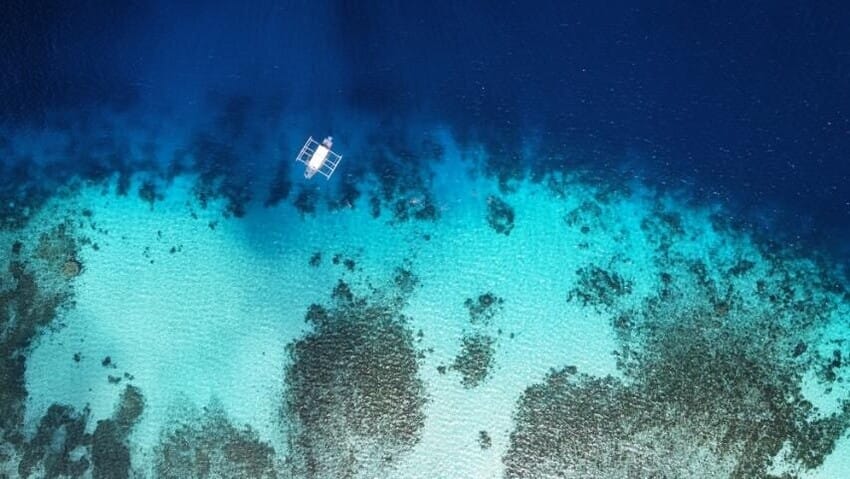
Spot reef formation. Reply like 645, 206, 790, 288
503, 201, 850, 478
281, 269, 427, 478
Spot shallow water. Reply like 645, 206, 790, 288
2, 2, 850, 478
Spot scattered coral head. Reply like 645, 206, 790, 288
62, 258, 82, 278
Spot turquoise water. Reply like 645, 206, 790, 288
2, 112, 849, 477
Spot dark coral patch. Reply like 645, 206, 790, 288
639, 208, 686, 256
392, 265, 420, 299
478, 430, 492, 450
728, 259, 756, 277
563, 200, 603, 234
282, 278, 426, 477
486, 195, 515, 235
451, 333, 496, 388
504, 370, 656, 478
177, 96, 273, 218
113, 385, 144, 433
1, 232, 77, 442
369, 195, 382, 218
175, 95, 281, 218
390, 197, 437, 223
463, 292, 504, 325
0, 355, 27, 444
91, 385, 144, 479
0, 156, 46, 228
819, 349, 845, 383
264, 160, 292, 208
92, 420, 129, 479
18, 404, 91, 479
154, 405, 276, 479
364, 141, 440, 224
308, 252, 322, 267
412, 198, 438, 221
35, 222, 79, 276
327, 173, 361, 211
1, 223, 83, 476
507, 262, 850, 478
567, 265, 632, 309
293, 187, 318, 216
138, 179, 162, 208
186, 134, 248, 213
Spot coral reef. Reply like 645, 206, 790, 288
154, 403, 275, 479
327, 173, 362, 211
8, 384, 144, 479
451, 333, 496, 388
169, 95, 287, 218
392, 265, 420, 300
282, 272, 426, 478
451, 292, 504, 388
264, 160, 292, 208
0, 220, 91, 478
91, 385, 145, 479
308, 252, 322, 267
463, 292, 504, 325
478, 430, 492, 450
91, 421, 129, 479
485, 195, 515, 235
357, 136, 440, 224
1, 224, 78, 444
0, 161, 48, 230
137, 179, 162, 209
503, 368, 743, 478
35, 222, 81, 279
639, 207, 686, 257
292, 187, 318, 216
506, 249, 850, 478
563, 199, 604, 235
18, 404, 91, 479
566, 265, 632, 310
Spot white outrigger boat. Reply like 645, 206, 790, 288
295, 136, 342, 180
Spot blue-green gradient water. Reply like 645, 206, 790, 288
2, 2, 850, 478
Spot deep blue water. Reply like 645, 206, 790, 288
2, 0, 850, 256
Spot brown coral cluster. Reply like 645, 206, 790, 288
62, 258, 82, 278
